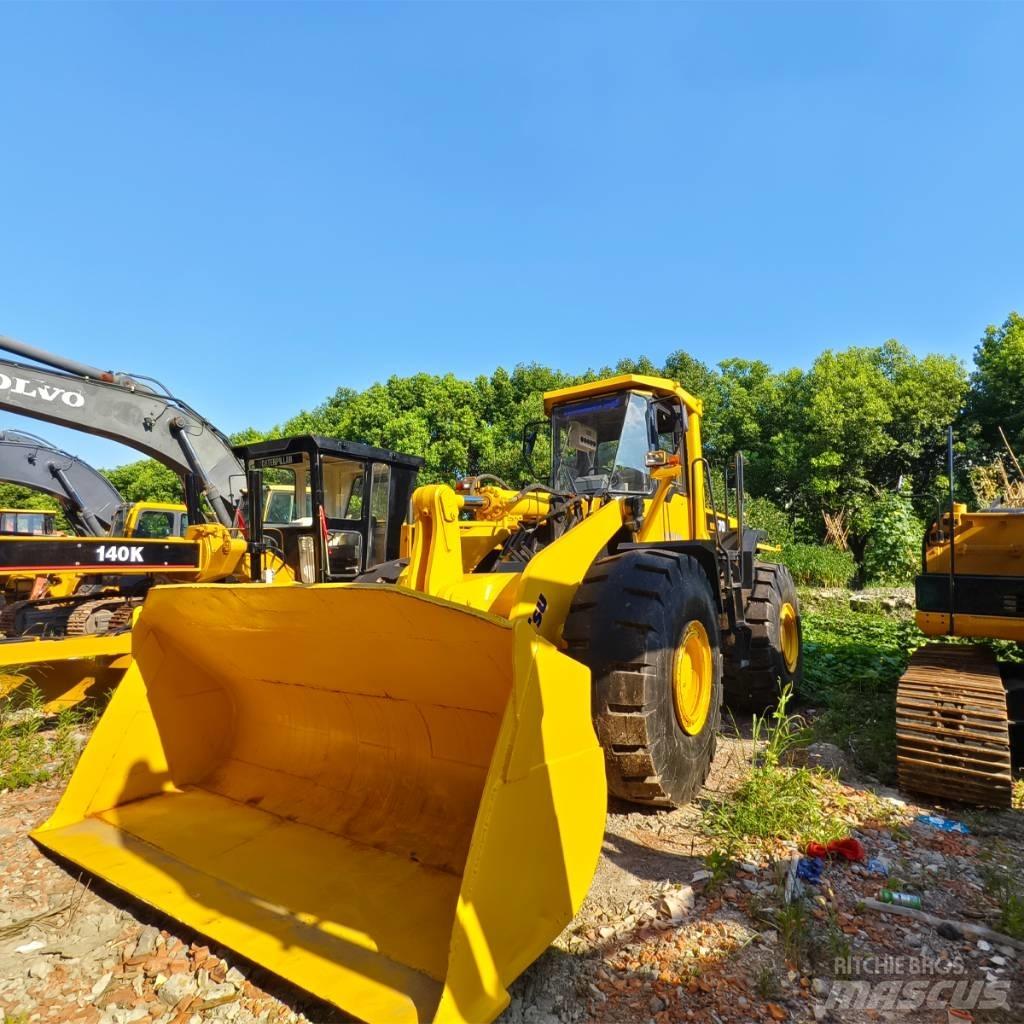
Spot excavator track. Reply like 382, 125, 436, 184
0, 598, 74, 638
105, 603, 136, 632
65, 597, 131, 636
0, 599, 25, 637
896, 644, 1012, 809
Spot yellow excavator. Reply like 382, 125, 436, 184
34, 374, 802, 1023
897, 430, 1024, 808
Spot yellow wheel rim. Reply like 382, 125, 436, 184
780, 602, 799, 673
672, 620, 713, 736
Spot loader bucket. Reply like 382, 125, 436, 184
0, 633, 131, 712
32, 583, 607, 1024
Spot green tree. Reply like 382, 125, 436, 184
101, 461, 183, 504
789, 342, 966, 577
968, 311, 1024, 454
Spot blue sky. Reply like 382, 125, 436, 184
1, 2, 1022, 469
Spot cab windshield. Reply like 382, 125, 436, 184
551, 392, 654, 495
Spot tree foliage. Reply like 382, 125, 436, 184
101, 461, 183, 504
968, 311, 1024, 452
77, 312, 1020, 585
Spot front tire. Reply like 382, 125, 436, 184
564, 548, 723, 807
723, 561, 803, 713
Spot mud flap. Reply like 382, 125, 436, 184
32, 583, 606, 1023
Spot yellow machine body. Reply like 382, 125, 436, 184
916, 504, 1024, 642
36, 376, 753, 1021
0, 526, 293, 708
0, 502, 190, 604
0, 632, 131, 711
899, 501, 1023, 808
33, 584, 606, 1024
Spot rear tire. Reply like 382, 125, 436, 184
723, 561, 803, 714
564, 548, 722, 807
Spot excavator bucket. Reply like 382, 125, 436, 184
0, 633, 132, 712
32, 583, 607, 1024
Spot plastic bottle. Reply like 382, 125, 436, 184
879, 889, 922, 909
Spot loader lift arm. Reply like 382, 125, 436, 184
0, 430, 123, 535
0, 334, 242, 527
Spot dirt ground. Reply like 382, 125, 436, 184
1, 728, 1021, 1024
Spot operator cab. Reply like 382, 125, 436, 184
235, 435, 423, 583
109, 503, 190, 539
0, 508, 57, 536
549, 390, 686, 497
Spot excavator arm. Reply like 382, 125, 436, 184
0, 334, 243, 526
0, 430, 123, 535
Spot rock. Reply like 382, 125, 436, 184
91, 973, 114, 1000
937, 922, 963, 941
784, 742, 851, 776
157, 973, 196, 1007
587, 983, 607, 1004
649, 995, 666, 1012
739, 861, 759, 874
656, 886, 695, 923
811, 978, 829, 997
197, 981, 240, 1009
905, 932, 922, 947
977, 939, 992, 952
133, 926, 160, 960
26, 958, 52, 980
14, 940, 46, 954
760, 929, 778, 945
813, 1006, 827, 1022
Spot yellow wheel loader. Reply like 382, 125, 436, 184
897, 431, 1024, 808
33, 375, 801, 1023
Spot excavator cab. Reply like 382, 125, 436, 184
0, 508, 57, 536
235, 435, 423, 583
108, 503, 190, 539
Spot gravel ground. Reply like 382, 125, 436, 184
1, 729, 1021, 1024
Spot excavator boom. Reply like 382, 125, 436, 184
0, 335, 242, 526
0, 429, 122, 534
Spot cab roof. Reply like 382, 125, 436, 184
542, 374, 703, 416
234, 434, 424, 471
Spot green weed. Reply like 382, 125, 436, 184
0, 685, 91, 790
776, 899, 809, 965
981, 863, 1024, 940
702, 687, 847, 848
753, 684, 810, 768
703, 845, 736, 894
754, 964, 780, 1000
